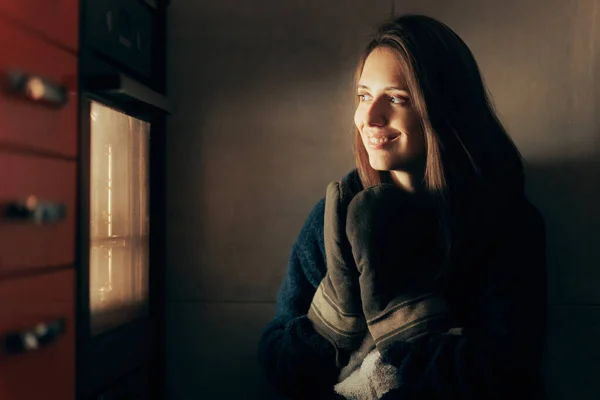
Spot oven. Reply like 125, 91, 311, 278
78, 0, 170, 398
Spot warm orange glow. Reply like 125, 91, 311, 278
89, 101, 150, 336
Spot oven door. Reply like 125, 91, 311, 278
78, 52, 170, 399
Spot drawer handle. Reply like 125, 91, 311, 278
2, 195, 67, 224
3, 318, 66, 355
4, 70, 68, 108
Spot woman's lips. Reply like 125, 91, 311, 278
366, 134, 400, 149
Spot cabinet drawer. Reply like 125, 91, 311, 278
0, 153, 76, 276
0, 268, 75, 400
0, 0, 78, 51
0, 20, 77, 158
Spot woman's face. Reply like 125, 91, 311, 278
354, 47, 426, 172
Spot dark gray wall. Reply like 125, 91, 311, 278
166, 1, 392, 398
167, 0, 599, 398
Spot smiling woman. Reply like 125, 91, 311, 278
258, 14, 547, 400
354, 46, 426, 192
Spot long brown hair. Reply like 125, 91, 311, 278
353, 15, 525, 276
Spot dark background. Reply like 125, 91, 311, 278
164, 1, 600, 398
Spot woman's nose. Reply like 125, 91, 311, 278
364, 98, 388, 127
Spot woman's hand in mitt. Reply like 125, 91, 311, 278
345, 183, 453, 357
307, 181, 366, 368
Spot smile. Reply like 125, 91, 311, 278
367, 134, 399, 149
369, 136, 392, 144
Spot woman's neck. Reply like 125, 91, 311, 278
389, 169, 424, 193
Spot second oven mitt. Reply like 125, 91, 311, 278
308, 181, 366, 368
345, 183, 454, 358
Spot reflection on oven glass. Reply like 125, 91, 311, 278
89, 101, 150, 336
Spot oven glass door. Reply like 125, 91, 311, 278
89, 100, 150, 336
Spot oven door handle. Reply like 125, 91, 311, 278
87, 72, 172, 114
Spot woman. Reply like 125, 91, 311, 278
257, 14, 547, 400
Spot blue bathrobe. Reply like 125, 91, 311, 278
257, 168, 548, 400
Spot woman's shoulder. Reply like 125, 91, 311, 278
464, 184, 544, 232
450, 190, 546, 276
299, 168, 362, 236
444, 191, 546, 308
300, 196, 325, 240
488, 191, 546, 239
290, 195, 328, 287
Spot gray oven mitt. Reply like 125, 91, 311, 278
345, 183, 454, 359
308, 181, 366, 368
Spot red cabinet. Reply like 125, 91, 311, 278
0, 15, 77, 400
0, 153, 76, 276
0, 269, 75, 399
0, 21, 78, 158
0, 0, 79, 51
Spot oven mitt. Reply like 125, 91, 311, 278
308, 181, 366, 368
345, 183, 454, 357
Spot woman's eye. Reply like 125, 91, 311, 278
391, 96, 409, 105
357, 94, 372, 101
